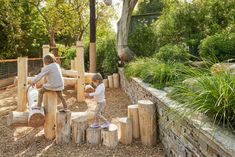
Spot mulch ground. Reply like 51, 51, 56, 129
0, 87, 165, 157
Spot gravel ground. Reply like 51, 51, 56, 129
0, 87, 165, 157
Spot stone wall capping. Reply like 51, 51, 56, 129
119, 67, 235, 157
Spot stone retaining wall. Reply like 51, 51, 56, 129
119, 68, 235, 157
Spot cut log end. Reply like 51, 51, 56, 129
28, 113, 45, 127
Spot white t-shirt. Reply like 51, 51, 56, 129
89, 83, 105, 103
32, 62, 64, 91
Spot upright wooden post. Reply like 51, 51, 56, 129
113, 73, 119, 88
71, 60, 75, 70
118, 117, 132, 145
101, 124, 118, 148
42, 45, 50, 58
86, 127, 101, 145
17, 57, 28, 112
128, 104, 140, 139
138, 100, 157, 146
108, 75, 114, 88
56, 111, 71, 144
103, 79, 109, 88
72, 118, 88, 145
44, 92, 57, 140
75, 41, 85, 102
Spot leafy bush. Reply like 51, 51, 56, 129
155, 44, 191, 63
61, 46, 76, 69
199, 32, 235, 61
128, 25, 157, 57
169, 72, 235, 130
125, 58, 187, 89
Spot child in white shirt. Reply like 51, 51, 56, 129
31, 54, 68, 111
85, 73, 109, 128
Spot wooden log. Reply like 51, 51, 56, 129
62, 69, 96, 78
101, 124, 118, 148
118, 117, 132, 144
89, 43, 96, 73
128, 104, 140, 139
56, 111, 71, 144
71, 60, 75, 70
7, 111, 29, 127
138, 100, 157, 146
113, 73, 120, 88
108, 75, 114, 88
44, 92, 57, 140
103, 79, 109, 88
75, 41, 85, 102
27, 87, 45, 127
15, 77, 77, 88
86, 127, 101, 145
17, 57, 28, 112
72, 118, 89, 145
42, 45, 50, 57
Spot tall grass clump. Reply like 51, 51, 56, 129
169, 72, 235, 130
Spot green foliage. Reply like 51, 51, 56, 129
96, 38, 118, 78
135, 0, 163, 14
61, 46, 76, 69
169, 72, 235, 130
199, 32, 235, 62
128, 25, 157, 57
155, 44, 191, 63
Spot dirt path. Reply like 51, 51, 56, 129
0, 87, 165, 157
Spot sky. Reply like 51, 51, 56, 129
109, 0, 123, 32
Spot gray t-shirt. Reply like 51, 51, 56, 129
32, 62, 64, 91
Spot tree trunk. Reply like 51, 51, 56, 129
89, 0, 96, 72
117, 0, 138, 63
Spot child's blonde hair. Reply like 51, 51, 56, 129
44, 54, 56, 64
92, 73, 103, 83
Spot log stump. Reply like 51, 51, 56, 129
7, 111, 29, 127
108, 75, 114, 88
113, 73, 120, 88
138, 100, 157, 146
44, 92, 57, 140
72, 119, 89, 145
86, 127, 101, 145
128, 104, 140, 139
118, 117, 132, 145
101, 124, 118, 148
103, 79, 109, 88
56, 111, 71, 144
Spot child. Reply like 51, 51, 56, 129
31, 54, 68, 111
85, 73, 110, 129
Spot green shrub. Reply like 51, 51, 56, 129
61, 46, 76, 69
169, 72, 235, 130
128, 25, 157, 57
199, 32, 235, 62
155, 44, 191, 63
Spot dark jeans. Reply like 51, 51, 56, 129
37, 87, 67, 109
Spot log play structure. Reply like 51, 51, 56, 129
7, 41, 157, 148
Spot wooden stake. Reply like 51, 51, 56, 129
56, 111, 71, 144
138, 100, 157, 146
44, 92, 57, 140
113, 73, 119, 88
108, 75, 114, 88
75, 41, 85, 102
86, 127, 101, 145
101, 124, 118, 148
103, 79, 109, 88
72, 118, 88, 145
118, 117, 132, 145
17, 57, 28, 112
71, 60, 75, 70
128, 104, 140, 139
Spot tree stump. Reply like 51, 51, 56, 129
72, 119, 89, 145
44, 92, 57, 140
108, 75, 114, 88
56, 111, 71, 144
138, 100, 157, 146
86, 127, 101, 145
7, 111, 29, 127
128, 104, 140, 139
113, 73, 120, 88
27, 87, 45, 127
101, 124, 118, 148
118, 117, 132, 144
103, 79, 109, 88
